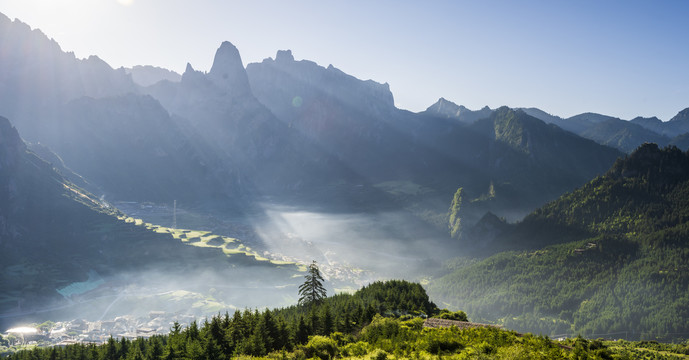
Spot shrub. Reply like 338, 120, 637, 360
360, 315, 401, 343
369, 348, 388, 360
418, 329, 464, 355
302, 335, 338, 360
341, 341, 369, 357
434, 309, 468, 322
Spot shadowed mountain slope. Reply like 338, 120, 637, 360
430, 144, 689, 339
0, 115, 302, 327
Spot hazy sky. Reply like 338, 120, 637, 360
2, 0, 688, 120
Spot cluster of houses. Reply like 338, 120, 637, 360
3, 311, 197, 347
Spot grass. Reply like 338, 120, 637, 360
114, 214, 305, 270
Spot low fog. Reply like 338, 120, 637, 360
252, 203, 454, 286
0, 200, 457, 331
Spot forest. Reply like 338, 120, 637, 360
6, 280, 689, 360
430, 144, 689, 339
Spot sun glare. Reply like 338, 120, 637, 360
117, 0, 134, 6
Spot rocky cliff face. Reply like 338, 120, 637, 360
424, 98, 492, 123
143, 43, 358, 198
0, 116, 25, 171
0, 13, 136, 141
247, 49, 395, 126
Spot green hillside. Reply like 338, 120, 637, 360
0, 116, 303, 327
429, 144, 689, 340
7, 280, 689, 360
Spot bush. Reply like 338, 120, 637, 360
360, 315, 401, 343
341, 341, 369, 357
418, 329, 464, 355
434, 309, 468, 321
368, 348, 388, 360
302, 335, 338, 360
401, 317, 425, 331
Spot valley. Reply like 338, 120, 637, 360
1, 4, 689, 358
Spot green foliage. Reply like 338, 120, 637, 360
340, 341, 369, 357
302, 336, 338, 360
298, 261, 327, 307
431, 144, 689, 341
448, 187, 464, 239
433, 309, 468, 321
9, 309, 689, 360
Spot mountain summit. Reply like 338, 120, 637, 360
208, 41, 251, 96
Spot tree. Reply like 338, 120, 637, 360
298, 260, 327, 307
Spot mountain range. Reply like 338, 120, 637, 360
2, 11, 689, 339
429, 143, 689, 340
0, 11, 630, 228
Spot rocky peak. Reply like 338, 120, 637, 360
247, 50, 395, 112
669, 108, 689, 123
426, 98, 461, 116
275, 49, 294, 63
426, 99, 492, 123
208, 41, 250, 95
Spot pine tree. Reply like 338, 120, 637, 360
298, 260, 327, 307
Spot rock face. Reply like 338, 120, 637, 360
0, 13, 136, 140
246, 49, 406, 182
247, 49, 395, 127
665, 108, 689, 136
424, 98, 492, 123
143, 43, 357, 198
0, 116, 25, 171
208, 41, 251, 97
125, 65, 181, 87
48, 94, 231, 203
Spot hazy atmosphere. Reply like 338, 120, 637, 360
3, 0, 689, 119
2, 1, 689, 358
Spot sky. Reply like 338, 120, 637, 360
1, 0, 688, 120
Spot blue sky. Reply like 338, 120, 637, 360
2, 0, 688, 120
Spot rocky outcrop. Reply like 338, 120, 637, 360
0, 13, 136, 140
424, 98, 492, 123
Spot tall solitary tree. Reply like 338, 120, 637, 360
298, 260, 327, 307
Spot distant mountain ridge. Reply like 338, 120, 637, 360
423, 98, 492, 123
246, 49, 621, 227
0, 114, 302, 326
429, 144, 689, 339
427, 99, 689, 153
0, 13, 136, 140
124, 65, 181, 87
0, 10, 677, 245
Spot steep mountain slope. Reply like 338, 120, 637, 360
670, 132, 689, 151
423, 98, 492, 123
665, 108, 689, 137
631, 109, 689, 138
429, 144, 689, 340
124, 65, 181, 87
145, 44, 359, 201
0, 12, 232, 204
47, 94, 232, 204
0, 115, 302, 327
579, 118, 670, 153
0, 13, 136, 141
525, 108, 671, 153
630, 116, 665, 134
459, 107, 623, 222
247, 51, 622, 229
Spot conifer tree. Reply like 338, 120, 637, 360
298, 260, 327, 306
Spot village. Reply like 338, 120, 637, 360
2, 311, 198, 348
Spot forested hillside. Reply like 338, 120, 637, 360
430, 144, 689, 340
10, 280, 689, 360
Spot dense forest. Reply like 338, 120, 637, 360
430, 144, 689, 340
6, 280, 689, 360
